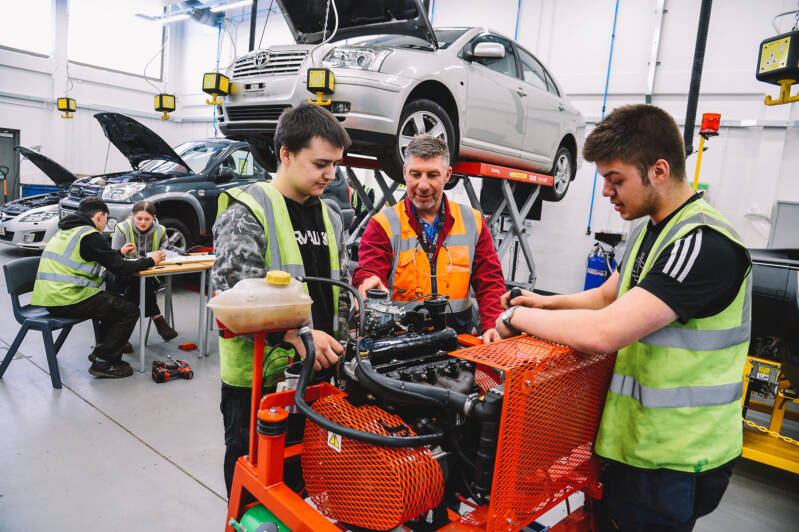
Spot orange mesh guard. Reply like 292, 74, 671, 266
302, 395, 445, 531
453, 336, 615, 531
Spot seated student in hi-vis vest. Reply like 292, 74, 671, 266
353, 135, 506, 344
110, 201, 177, 341
496, 105, 751, 532
212, 103, 350, 496
32, 197, 166, 378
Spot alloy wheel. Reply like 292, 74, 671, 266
398, 111, 448, 161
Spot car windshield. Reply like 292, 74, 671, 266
348, 27, 468, 50
138, 142, 228, 174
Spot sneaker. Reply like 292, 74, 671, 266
89, 344, 132, 362
89, 360, 134, 378
88, 353, 132, 365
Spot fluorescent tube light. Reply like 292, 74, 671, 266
211, 0, 253, 12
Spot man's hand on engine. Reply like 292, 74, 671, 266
283, 329, 344, 371
482, 328, 502, 343
501, 288, 547, 309
357, 275, 388, 300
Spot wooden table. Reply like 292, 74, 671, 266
135, 258, 214, 373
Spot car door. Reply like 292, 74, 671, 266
461, 33, 526, 158
202, 145, 266, 226
516, 46, 565, 170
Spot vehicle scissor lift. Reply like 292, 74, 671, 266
341, 155, 555, 291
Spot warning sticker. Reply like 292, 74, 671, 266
327, 431, 342, 453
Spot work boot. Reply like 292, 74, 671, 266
153, 316, 178, 341
88, 353, 132, 366
88, 359, 133, 378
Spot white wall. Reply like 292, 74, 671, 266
3, 0, 798, 294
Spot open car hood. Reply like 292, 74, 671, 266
94, 112, 190, 170
15, 146, 77, 187
276, 0, 438, 48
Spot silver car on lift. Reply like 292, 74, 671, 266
219, 0, 584, 200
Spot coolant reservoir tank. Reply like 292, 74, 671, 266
208, 270, 312, 334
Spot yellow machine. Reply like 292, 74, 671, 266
741, 353, 799, 473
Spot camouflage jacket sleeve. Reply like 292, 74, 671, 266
212, 203, 267, 292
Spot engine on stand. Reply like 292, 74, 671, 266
221, 277, 616, 532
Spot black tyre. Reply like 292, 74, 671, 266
541, 145, 574, 202
159, 217, 193, 252
378, 98, 457, 184
247, 135, 277, 172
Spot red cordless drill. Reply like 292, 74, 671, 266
152, 355, 194, 383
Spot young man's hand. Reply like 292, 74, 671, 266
120, 243, 135, 256
283, 329, 344, 370
501, 288, 547, 309
151, 250, 166, 265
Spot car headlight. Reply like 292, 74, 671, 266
321, 46, 391, 72
20, 210, 58, 223
102, 182, 146, 201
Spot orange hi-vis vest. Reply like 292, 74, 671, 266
373, 199, 482, 317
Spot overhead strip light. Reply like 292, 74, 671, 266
158, 13, 190, 24
211, 0, 253, 13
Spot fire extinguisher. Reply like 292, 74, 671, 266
584, 243, 617, 290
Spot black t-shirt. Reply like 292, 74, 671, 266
284, 195, 334, 334
620, 194, 749, 324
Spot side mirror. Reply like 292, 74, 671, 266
217, 167, 235, 181
473, 42, 505, 59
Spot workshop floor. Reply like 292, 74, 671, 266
1, 246, 797, 531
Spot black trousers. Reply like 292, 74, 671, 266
48, 292, 139, 363
119, 276, 162, 318
594, 458, 735, 532
220, 382, 304, 498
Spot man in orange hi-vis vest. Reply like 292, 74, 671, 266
353, 135, 505, 342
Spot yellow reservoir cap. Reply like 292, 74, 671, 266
266, 270, 291, 285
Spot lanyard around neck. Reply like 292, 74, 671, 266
412, 202, 445, 265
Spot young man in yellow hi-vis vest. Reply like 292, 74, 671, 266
212, 103, 350, 495
32, 197, 166, 378
353, 135, 506, 343
496, 105, 751, 531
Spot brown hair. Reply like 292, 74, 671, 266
273, 103, 351, 157
132, 201, 157, 217
405, 135, 450, 166
583, 104, 686, 182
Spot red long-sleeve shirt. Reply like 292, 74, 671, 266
353, 196, 506, 333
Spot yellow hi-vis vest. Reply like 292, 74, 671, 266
595, 197, 752, 473
116, 219, 166, 254
373, 200, 481, 317
215, 182, 342, 387
31, 226, 106, 307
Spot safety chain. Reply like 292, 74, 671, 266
322, 0, 331, 42
742, 417, 799, 447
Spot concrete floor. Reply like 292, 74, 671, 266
0, 245, 797, 531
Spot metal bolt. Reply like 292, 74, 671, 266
525, 380, 531, 387
269, 407, 277, 413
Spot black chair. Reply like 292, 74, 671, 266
0, 256, 99, 389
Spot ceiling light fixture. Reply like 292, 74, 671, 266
211, 0, 253, 13
158, 13, 190, 24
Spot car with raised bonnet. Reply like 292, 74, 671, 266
0, 147, 76, 250
59, 112, 268, 251
219, 0, 584, 201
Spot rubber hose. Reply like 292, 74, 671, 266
293, 326, 444, 447
683, 0, 713, 156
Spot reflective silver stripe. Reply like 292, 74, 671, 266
281, 264, 306, 278
36, 271, 105, 289
651, 213, 741, 263
458, 203, 479, 266
447, 297, 472, 313
618, 221, 647, 297
396, 233, 474, 253
249, 184, 282, 269
330, 269, 341, 281
383, 207, 402, 292
639, 275, 751, 350
60, 226, 95, 260
609, 373, 743, 408
41, 250, 102, 276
